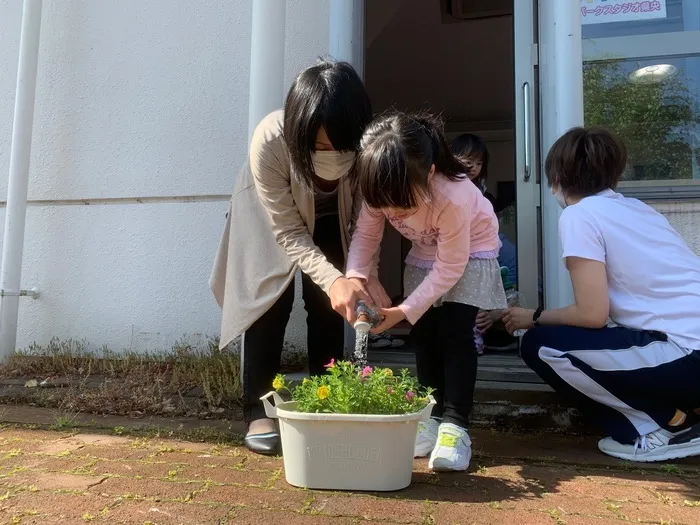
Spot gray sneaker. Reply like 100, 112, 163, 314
598, 426, 700, 462
369, 331, 405, 349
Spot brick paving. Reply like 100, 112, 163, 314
0, 427, 699, 524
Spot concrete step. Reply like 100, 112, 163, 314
368, 350, 545, 385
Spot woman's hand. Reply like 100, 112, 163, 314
329, 277, 370, 323
502, 307, 535, 334
475, 309, 504, 332
371, 307, 406, 334
365, 276, 392, 309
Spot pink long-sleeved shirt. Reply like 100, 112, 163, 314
346, 174, 500, 325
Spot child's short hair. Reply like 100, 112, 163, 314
357, 111, 467, 210
545, 127, 627, 196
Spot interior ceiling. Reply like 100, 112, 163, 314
364, 0, 514, 125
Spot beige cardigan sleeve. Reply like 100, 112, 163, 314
250, 123, 343, 294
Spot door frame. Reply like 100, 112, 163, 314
514, 0, 542, 309
344, 0, 546, 357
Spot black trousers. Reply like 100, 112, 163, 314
412, 301, 480, 429
242, 215, 346, 423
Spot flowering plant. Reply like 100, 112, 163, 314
272, 360, 432, 415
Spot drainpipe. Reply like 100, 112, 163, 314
539, 0, 583, 309
329, 0, 364, 76
242, 0, 286, 381
247, 0, 286, 145
329, 0, 366, 356
0, 0, 43, 359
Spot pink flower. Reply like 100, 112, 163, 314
324, 359, 335, 369
361, 366, 373, 378
387, 387, 394, 394
405, 391, 415, 402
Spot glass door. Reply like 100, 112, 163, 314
513, 0, 542, 309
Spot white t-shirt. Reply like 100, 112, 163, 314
559, 189, 700, 350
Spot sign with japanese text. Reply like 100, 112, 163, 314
580, 0, 667, 25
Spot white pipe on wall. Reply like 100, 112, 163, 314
247, 0, 286, 145
242, 0, 286, 384
539, 0, 583, 309
329, 0, 365, 76
330, 0, 366, 355
0, 0, 43, 359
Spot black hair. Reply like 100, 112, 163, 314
545, 127, 627, 196
283, 59, 372, 188
451, 133, 490, 190
357, 111, 468, 210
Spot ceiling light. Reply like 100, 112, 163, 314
628, 64, 678, 84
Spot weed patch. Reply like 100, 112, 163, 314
0, 337, 252, 419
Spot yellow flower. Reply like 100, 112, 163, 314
317, 385, 330, 400
383, 368, 393, 377
272, 376, 284, 390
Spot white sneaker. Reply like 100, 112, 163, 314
428, 423, 472, 471
598, 426, 700, 462
414, 417, 439, 458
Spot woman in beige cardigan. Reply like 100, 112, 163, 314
210, 60, 388, 455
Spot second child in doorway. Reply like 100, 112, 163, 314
452, 133, 519, 352
345, 112, 507, 471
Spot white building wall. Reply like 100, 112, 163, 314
651, 201, 700, 256
0, 0, 328, 352
2, 1, 699, 355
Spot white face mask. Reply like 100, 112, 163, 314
312, 151, 355, 181
553, 187, 568, 209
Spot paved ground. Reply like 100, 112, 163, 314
0, 427, 699, 524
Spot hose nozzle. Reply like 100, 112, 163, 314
353, 300, 380, 332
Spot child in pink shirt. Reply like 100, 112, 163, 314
346, 112, 506, 472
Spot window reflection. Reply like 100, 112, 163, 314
583, 55, 700, 182
582, 0, 699, 39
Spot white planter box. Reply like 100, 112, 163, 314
262, 392, 436, 492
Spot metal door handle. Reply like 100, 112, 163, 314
522, 82, 531, 182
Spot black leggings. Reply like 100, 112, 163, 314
412, 302, 480, 429
242, 215, 345, 423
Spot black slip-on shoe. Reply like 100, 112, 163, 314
243, 431, 281, 456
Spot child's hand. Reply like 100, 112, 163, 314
366, 276, 392, 308
348, 277, 370, 298
371, 307, 406, 333
475, 309, 504, 332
